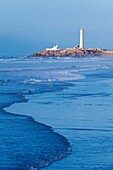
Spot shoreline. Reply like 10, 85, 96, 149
33, 47, 113, 58
4, 96, 72, 169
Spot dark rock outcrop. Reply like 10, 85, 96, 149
33, 48, 113, 58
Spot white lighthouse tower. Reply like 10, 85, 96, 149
79, 28, 84, 48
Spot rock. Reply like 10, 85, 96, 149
33, 48, 113, 58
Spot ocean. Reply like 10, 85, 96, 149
1, 55, 113, 169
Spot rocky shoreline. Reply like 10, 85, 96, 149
33, 47, 113, 58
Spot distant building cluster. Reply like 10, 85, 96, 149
46, 28, 85, 51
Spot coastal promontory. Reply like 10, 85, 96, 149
33, 47, 113, 58
33, 28, 113, 58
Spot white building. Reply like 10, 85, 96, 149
79, 28, 84, 48
46, 44, 59, 51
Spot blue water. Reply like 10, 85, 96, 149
1, 56, 113, 169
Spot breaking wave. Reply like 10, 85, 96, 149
23, 74, 85, 84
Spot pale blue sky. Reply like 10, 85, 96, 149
0, 0, 113, 55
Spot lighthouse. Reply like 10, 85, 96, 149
79, 28, 84, 48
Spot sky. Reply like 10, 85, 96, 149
0, 0, 113, 56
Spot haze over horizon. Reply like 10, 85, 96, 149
0, 0, 113, 56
